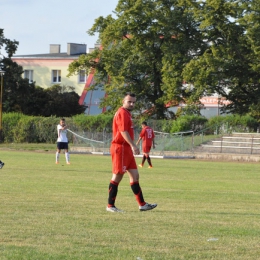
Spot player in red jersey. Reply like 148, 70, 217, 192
106, 93, 157, 212
136, 121, 155, 168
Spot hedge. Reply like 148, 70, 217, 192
2, 113, 258, 143
2, 113, 113, 143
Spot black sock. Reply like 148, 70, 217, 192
131, 181, 145, 205
147, 156, 152, 166
108, 181, 118, 206
141, 155, 146, 165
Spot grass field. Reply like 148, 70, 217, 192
0, 148, 260, 260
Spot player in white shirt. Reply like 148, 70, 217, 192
56, 118, 70, 164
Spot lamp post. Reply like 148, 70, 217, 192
0, 66, 5, 142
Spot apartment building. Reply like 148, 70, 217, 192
12, 43, 88, 95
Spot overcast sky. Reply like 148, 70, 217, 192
1, 0, 119, 55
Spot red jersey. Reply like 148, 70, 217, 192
111, 107, 134, 145
139, 126, 155, 147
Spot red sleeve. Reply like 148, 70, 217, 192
139, 128, 146, 138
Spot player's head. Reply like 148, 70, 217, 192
141, 121, 147, 128
60, 118, 66, 126
122, 92, 136, 111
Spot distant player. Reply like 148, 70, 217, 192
136, 121, 155, 168
56, 118, 70, 165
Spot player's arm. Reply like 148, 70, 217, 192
136, 136, 142, 145
121, 131, 140, 155
58, 124, 67, 137
152, 138, 155, 149
57, 125, 62, 137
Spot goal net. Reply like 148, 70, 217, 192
67, 129, 111, 154
68, 128, 196, 155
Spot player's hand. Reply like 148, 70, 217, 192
132, 145, 140, 155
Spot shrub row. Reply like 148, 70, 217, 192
2, 113, 113, 143
147, 115, 258, 134
2, 113, 258, 143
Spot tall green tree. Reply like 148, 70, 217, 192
0, 28, 27, 112
240, 0, 260, 120
68, 0, 206, 119
182, 0, 260, 116
68, 0, 260, 119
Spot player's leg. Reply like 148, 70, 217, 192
144, 146, 153, 168
63, 142, 70, 164
140, 154, 146, 167
107, 174, 124, 212
139, 144, 147, 167
146, 153, 152, 168
107, 144, 124, 212
127, 168, 145, 205
125, 149, 145, 207
127, 168, 157, 211
56, 142, 61, 164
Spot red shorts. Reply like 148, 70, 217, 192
142, 145, 152, 154
110, 143, 137, 174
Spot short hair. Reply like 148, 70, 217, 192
60, 118, 65, 121
125, 92, 136, 98
141, 121, 147, 126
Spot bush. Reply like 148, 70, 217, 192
207, 114, 258, 134
3, 113, 26, 143
1, 112, 259, 143
169, 115, 208, 133
72, 114, 113, 132
2, 113, 113, 143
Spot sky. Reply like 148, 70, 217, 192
0, 0, 119, 55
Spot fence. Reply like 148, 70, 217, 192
68, 123, 258, 155
68, 128, 217, 155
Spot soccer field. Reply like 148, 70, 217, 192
0, 150, 259, 260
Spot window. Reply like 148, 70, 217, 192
79, 70, 87, 83
24, 70, 33, 83
52, 70, 61, 83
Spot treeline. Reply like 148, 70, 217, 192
2, 113, 258, 143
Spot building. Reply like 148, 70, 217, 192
169, 96, 230, 118
12, 43, 88, 95
77, 44, 107, 115
78, 71, 107, 115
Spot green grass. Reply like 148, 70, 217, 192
0, 143, 55, 152
0, 149, 260, 259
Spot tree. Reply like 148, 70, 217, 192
0, 29, 28, 112
0, 28, 19, 58
182, 0, 260, 116
1, 29, 84, 117
41, 85, 85, 117
68, 0, 206, 119
68, 0, 260, 119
